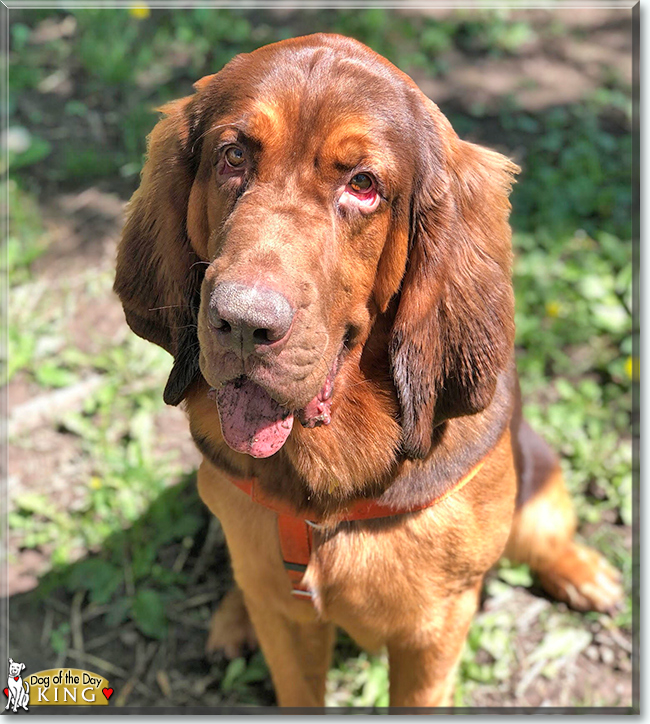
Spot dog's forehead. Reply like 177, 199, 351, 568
205, 36, 419, 141
244, 97, 397, 157
244, 34, 403, 93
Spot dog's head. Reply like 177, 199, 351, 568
115, 34, 517, 461
8, 659, 24, 677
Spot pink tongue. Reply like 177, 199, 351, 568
216, 378, 294, 458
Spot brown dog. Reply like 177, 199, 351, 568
114, 34, 622, 707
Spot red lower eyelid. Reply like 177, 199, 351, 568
218, 163, 245, 176
339, 188, 380, 212
347, 185, 375, 196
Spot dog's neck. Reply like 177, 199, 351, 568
185, 345, 516, 519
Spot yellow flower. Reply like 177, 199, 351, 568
89, 476, 103, 490
545, 300, 561, 318
129, 5, 150, 19
625, 356, 639, 381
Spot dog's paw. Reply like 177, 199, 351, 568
206, 586, 258, 659
536, 542, 624, 614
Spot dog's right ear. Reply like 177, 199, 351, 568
114, 81, 216, 406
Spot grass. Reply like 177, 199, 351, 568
7, 7, 551, 191
6, 7, 634, 709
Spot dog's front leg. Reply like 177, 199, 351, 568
243, 597, 335, 707
197, 461, 335, 707
386, 581, 482, 708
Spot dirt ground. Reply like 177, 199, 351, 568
5, 7, 635, 711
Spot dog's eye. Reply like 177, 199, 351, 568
339, 171, 380, 214
349, 173, 373, 193
224, 146, 246, 167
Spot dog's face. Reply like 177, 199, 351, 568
189, 41, 427, 457
8, 660, 24, 678
116, 34, 518, 462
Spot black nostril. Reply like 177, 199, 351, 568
253, 328, 271, 344
216, 320, 232, 333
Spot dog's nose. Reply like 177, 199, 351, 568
208, 282, 295, 354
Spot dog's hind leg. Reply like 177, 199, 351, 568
206, 586, 257, 659
504, 419, 623, 613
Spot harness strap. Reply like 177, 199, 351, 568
227, 460, 484, 602
277, 514, 314, 599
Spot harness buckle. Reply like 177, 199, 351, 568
291, 588, 314, 600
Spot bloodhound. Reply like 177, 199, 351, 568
114, 34, 623, 708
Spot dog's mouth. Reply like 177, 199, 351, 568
209, 352, 341, 459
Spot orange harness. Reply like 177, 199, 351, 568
227, 461, 484, 601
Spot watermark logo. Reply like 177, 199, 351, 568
4, 658, 29, 713
4, 660, 113, 709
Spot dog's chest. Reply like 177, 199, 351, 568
303, 450, 517, 642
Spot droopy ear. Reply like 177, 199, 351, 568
389, 98, 519, 459
114, 88, 212, 406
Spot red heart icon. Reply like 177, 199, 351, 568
102, 688, 114, 701
3, 688, 8, 698
14, 677, 19, 681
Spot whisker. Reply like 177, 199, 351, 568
177, 340, 201, 351
191, 119, 247, 154
148, 304, 192, 312
345, 378, 376, 390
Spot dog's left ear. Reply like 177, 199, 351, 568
20, 664, 25, 672
389, 97, 519, 459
